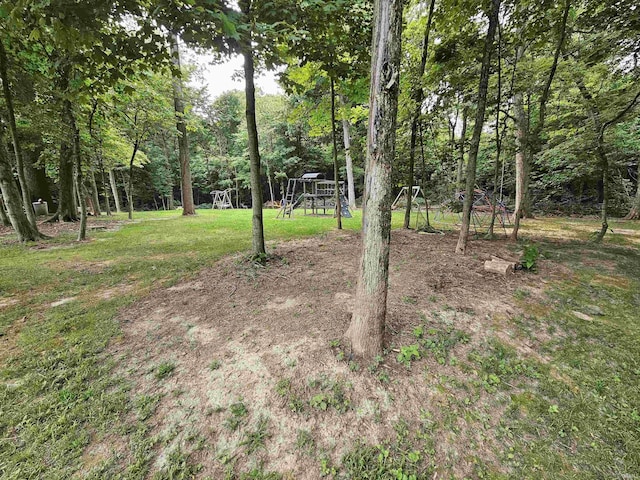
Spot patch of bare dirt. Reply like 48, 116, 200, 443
0, 218, 124, 246
108, 230, 547, 478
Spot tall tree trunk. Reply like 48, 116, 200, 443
265, 159, 275, 205
341, 99, 357, 210
58, 141, 78, 221
160, 134, 175, 210
455, 106, 468, 192
24, 140, 53, 207
626, 162, 640, 220
0, 38, 38, 230
404, 0, 436, 229
419, 121, 432, 228
127, 142, 140, 220
455, 0, 500, 254
240, 0, 266, 256
331, 77, 342, 229
100, 166, 111, 216
0, 132, 42, 241
513, 1, 570, 235
63, 100, 87, 240
594, 144, 609, 242
577, 78, 609, 242
235, 169, 240, 209
511, 89, 527, 240
109, 169, 122, 213
487, 24, 503, 238
89, 169, 101, 216
0, 195, 10, 226
170, 34, 195, 216
345, 0, 403, 359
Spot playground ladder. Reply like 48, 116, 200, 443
278, 178, 298, 218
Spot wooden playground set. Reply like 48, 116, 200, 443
276, 173, 352, 219
210, 174, 512, 235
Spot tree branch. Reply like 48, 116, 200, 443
535, 0, 571, 135
602, 88, 640, 133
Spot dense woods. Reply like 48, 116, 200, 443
0, 0, 637, 244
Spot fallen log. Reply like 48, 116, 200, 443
484, 258, 516, 276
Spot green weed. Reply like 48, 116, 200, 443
397, 344, 420, 368
224, 401, 249, 431
155, 361, 176, 380
240, 416, 270, 455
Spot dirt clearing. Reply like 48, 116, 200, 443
109, 230, 549, 478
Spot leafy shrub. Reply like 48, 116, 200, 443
521, 244, 539, 271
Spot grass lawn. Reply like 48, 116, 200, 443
1, 209, 639, 479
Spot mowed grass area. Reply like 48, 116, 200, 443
0, 209, 374, 479
0, 209, 639, 479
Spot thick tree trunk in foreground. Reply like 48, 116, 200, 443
331, 77, 342, 229
0, 38, 38, 230
240, 0, 266, 257
455, 106, 468, 192
341, 100, 356, 210
109, 169, 122, 213
0, 136, 41, 241
403, 0, 436, 229
455, 0, 500, 254
170, 34, 195, 216
345, 0, 403, 359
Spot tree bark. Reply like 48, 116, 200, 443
127, 141, 140, 220
240, 0, 266, 257
0, 195, 10, 226
455, 106, 468, 192
341, 111, 357, 210
24, 140, 53, 207
513, 1, 570, 233
331, 77, 342, 229
57, 141, 78, 221
455, 0, 500, 254
100, 164, 111, 216
89, 169, 101, 216
626, 162, 640, 220
0, 133, 42, 241
62, 99, 87, 240
0, 38, 38, 230
170, 34, 195, 216
487, 23, 503, 238
345, 0, 403, 359
576, 78, 611, 242
160, 133, 175, 210
265, 158, 275, 205
404, 0, 436, 229
109, 169, 122, 213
